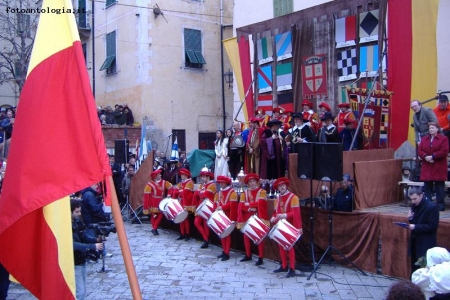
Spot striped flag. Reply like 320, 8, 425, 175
359, 45, 379, 77
276, 62, 292, 91
0, 0, 112, 298
170, 137, 179, 161
138, 118, 148, 163
257, 35, 273, 65
335, 15, 356, 48
257, 94, 273, 116
258, 65, 273, 93
275, 31, 292, 61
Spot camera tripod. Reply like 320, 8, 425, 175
307, 194, 367, 279
121, 194, 142, 224
98, 241, 111, 273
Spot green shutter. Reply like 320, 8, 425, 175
184, 28, 205, 64
273, 0, 293, 18
100, 31, 116, 71
194, 51, 206, 64
185, 50, 198, 64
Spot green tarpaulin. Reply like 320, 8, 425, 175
187, 149, 215, 178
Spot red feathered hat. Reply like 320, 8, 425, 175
318, 102, 331, 111
273, 177, 290, 189
216, 175, 231, 185
150, 169, 162, 179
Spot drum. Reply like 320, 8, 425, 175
268, 219, 301, 250
240, 215, 270, 245
159, 197, 188, 224
207, 210, 235, 238
195, 199, 215, 220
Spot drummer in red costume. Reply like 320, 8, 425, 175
214, 175, 238, 261
301, 99, 319, 134
335, 103, 357, 133
237, 173, 268, 266
171, 168, 195, 241
143, 169, 173, 236
270, 177, 303, 278
193, 168, 216, 249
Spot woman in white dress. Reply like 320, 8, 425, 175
214, 130, 229, 179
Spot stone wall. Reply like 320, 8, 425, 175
102, 125, 141, 151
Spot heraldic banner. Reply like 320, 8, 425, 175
347, 87, 392, 149
302, 55, 327, 99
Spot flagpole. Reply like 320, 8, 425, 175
108, 175, 143, 299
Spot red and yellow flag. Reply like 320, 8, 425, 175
0, 0, 111, 298
387, 0, 439, 149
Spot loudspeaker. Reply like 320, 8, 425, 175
313, 143, 343, 181
297, 142, 314, 179
114, 139, 129, 164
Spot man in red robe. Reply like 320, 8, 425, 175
171, 168, 194, 241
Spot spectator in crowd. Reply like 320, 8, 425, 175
71, 199, 103, 300
99, 114, 107, 125
411, 100, 438, 142
81, 183, 110, 226
418, 122, 449, 211
0, 263, 10, 300
333, 174, 353, 212
114, 105, 127, 125
109, 155, 124, 206
104, 106, 115, 124
386, 281, 425, 300
124, 103, 134, 125
121, 165, 135, 204
1, 109, 14, 158
412, 247, 450, 299
0, 107, 7, 122
407, 187, 439, 274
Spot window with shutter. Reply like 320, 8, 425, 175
106, 0, 117, 8
100, 31, 116, 74
184, 28, 206, 69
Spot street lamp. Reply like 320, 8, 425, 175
223, 69, 233, 89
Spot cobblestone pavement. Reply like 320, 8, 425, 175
7, 222, 400, 300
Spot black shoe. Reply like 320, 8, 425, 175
255, 258, 263, 266
273, 266, 288, 273
286, 268, 296, 278
184, 234, 190, 241
240, 255, 252, 262
221, 254, 230, 261
439, 207, 445, 211
200, 241, 209, 249
176, 235, 185, 240
217, 252, 225, 258
151, 229, 159, 236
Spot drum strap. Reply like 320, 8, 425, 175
277, 193, 294, 214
